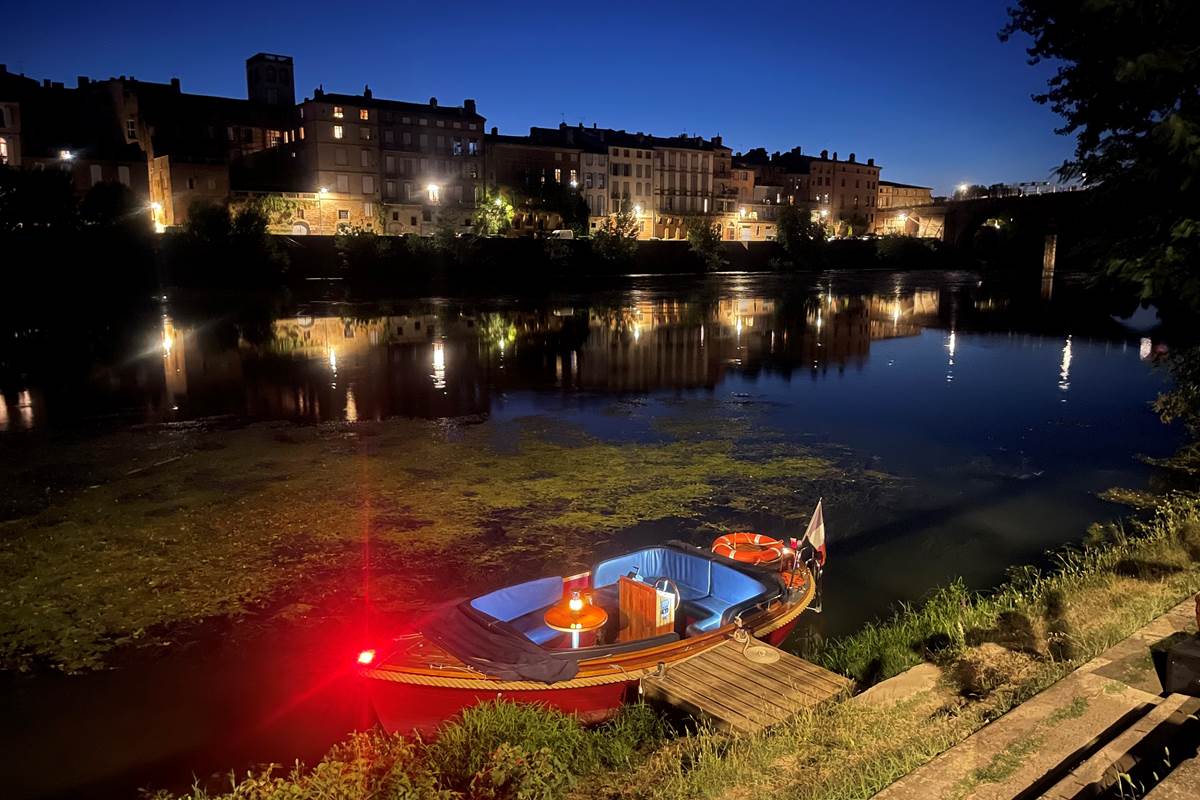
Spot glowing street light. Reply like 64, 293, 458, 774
633, 204, 642, 216
956, 183, 968, 197
318, 186, 329, 196
426, 183, 441, 203
59, 149, 74, 161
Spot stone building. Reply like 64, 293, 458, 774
877, 180, 933, 209
289, 88, 484, 235
484, 126, 591, 235
0, 96, 20, 166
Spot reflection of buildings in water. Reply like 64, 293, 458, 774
137, 291, 944, 424
0, 389, 36, 432
576, 291, 938, 390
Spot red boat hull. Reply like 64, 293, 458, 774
368, 677, 636, 735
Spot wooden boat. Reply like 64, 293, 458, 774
358, 539, 820, 734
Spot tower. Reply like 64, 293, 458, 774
245, 53, 294, 106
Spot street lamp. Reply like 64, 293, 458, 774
59, 149, 74, 161
427, 183, 441, 203
956, 183, 968, 198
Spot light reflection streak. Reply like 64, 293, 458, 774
946, 330, 956, 384
432, 341, 446, 390
1059, 335, 1072, 396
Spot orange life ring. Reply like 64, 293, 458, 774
711, 532, 785, 565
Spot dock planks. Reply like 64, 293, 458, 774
640, 637, 852, 734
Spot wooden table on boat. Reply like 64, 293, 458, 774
544, 604, 608, 649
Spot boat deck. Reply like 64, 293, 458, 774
639, 636, 852, 734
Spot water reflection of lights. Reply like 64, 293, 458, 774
816, 311, 823, 332
700, 326, 705, 346
1059, 335, 1072, 396
632, 323, 641, 342
1139, 337, 1152, 360
735, 318, 743, 337
345, 387, 358, 422
328, 348, 337, 371
432, 341, 446, 390
946, 330, 956, 384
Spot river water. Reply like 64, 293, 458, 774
0, 269, 1181, 797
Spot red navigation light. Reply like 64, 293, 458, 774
357, 648, 376, 666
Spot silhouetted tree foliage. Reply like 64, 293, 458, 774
1002, 0, 1200, 309
169, 201, 288, 287
684, 215, 724, 271
775, 203, 827, 267
592, 205, 639, 263
0, 166, 77, 232
79, 181, 152, 233
1003, 1, 1200, 477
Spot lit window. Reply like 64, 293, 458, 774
359, 109, 369, 121
554, 168, 562, 182
0, 137, 7, 165
338, 209, 349, 219
333, 125, 344, 139
333, 106, 344, 119
126, 118, 136, 139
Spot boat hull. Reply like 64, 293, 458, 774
368, 676, 635, 735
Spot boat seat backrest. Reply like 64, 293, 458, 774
709, 562, 769, 605
592, 547, 712, 596
470, 576, 563, 623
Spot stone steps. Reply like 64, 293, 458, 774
1038, 693, 1200, 799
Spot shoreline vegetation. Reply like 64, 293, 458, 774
146, 494, 1200, 800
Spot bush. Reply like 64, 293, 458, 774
1179, 520, 1200, 561
951, 653, 1007, 698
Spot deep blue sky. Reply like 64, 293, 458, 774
3, 0, 1071, 195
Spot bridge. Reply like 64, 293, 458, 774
880, 189, 1092, 249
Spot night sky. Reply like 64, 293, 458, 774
3, 0, 1070, 195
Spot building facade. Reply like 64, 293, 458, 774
290, 89, 484, 234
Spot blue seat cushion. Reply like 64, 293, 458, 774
508, 608, 562, 645
470, 576, 563, 623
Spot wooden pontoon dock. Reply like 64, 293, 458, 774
640, 636, 852, 734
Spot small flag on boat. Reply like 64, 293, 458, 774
803, 499, 826, 566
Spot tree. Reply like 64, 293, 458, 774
684, 215, 724, 271
79, 181, 149, 230
172, 201, 288, 287
0, 167, 77, 232
1003, 1, 1200, 476
775, 203, 827, 266
1001, 0, 1200, 308
473, 191, 514, 236
591, 204, 639, 263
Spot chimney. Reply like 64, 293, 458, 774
314, 85, 324, 98
491, 126, 498, 135
867, 157, 874, 166
820, 149, 828, 159
713, 135, 722, 146
170, 77, 180, 92
43, 79, 51, 88
464, 98, 476, 114
364, 85, 372, 99
832, 151, 838, 161
848, 152, 856, 163
429, 96, 437, 107
77, 75, 89, 88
